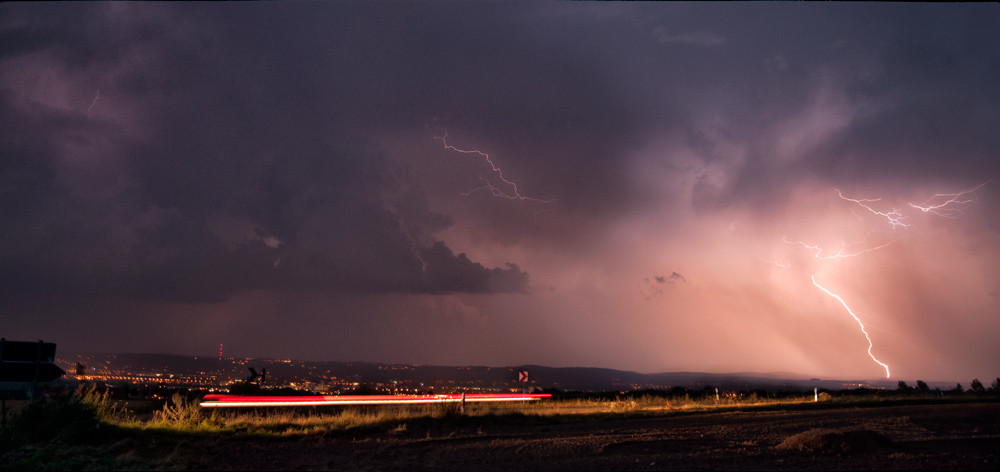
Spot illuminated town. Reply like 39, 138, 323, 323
50, 352, 903, 399
55, 353, 536, 397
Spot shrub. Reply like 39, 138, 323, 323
434, 401, 463, 418
152, 392, 202, 426
2, 384, 120, 446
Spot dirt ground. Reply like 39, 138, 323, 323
169, 402, 999, 471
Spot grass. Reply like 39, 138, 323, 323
160, 393, 823, 435
2, 387, 996, 470
0, 384, 139, 470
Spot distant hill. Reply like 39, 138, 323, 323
58, 352, 905, 392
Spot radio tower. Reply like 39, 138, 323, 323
219, 343, 223, 362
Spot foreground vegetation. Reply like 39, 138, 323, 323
2, 383, 998, 470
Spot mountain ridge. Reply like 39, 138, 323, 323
57, 351, 920, 392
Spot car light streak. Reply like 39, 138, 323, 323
199, 393, 551, 408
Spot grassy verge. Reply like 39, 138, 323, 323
2, 387, 996, 470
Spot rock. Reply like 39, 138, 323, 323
776, 428, 892, 454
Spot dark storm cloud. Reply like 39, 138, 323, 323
651, 272, 686, 285
0, 3, 551, 303
806, 7, 1000, 185
420, 242, 528, 294
640, 271, 686, 300
4, 2, 999, 380
4, 3, 996, 291
644, 4, 1000, 214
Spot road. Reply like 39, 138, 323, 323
173, 401, 999, 470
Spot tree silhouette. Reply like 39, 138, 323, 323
970, 379, 986, 394
990, 378, 999, 393
916, 380, 930, 393
896, 380, 912, 393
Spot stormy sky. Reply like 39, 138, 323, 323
2, 2, 999, 382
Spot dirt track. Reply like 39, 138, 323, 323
181, 402, 999, 471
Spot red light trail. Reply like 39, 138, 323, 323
200, 393, 551, 408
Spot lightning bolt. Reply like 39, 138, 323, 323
772, 183, 987, 378
811, 275, 891, 378
836, 189, 909, 229
759, 257, 790, 269
436, 133, 553, 203
908, 181, 990, 218
86, 90, 100, 116
782, 234, 904, 260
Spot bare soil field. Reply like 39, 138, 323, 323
162, 402, 998, 470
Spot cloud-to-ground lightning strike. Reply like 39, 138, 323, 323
773, 183, 988, 378
811, 275, 891, 378
436, 133, 553, 203
908, 181, 990, 218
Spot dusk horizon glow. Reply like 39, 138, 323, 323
2, 3, 999, 383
